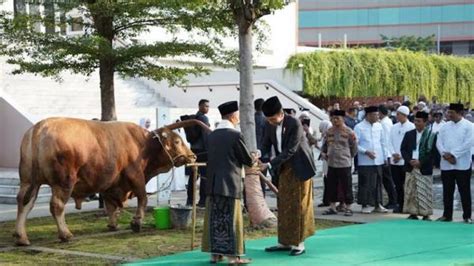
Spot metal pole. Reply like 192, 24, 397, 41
318, 33, 322, 48
343, 34, 347, 49
190, 165, 197, 250
437, 24, 441, 54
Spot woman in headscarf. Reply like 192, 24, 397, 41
139, 118, 151, 130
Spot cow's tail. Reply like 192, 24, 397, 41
19, 126, 39, 206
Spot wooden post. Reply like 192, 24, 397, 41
191, 165, 197, 250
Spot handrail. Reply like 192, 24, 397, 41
183, 80, 328, 121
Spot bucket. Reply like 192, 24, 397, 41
154, 206, 170, 230
170, 205, 192, 229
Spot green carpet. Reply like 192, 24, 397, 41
128, 220, 474, 266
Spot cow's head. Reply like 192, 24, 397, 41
150, 119, 211, 168
152, 127, 195, 167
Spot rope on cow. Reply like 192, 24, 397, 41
151, 130, 177, 193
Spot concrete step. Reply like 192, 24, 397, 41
0, 168, 20, 186
0, 193, 51, 204
0, 185, 51, 195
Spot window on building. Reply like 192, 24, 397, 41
440, 42, 453, 55
71, 17, 83, 32
469, 41, 474, 55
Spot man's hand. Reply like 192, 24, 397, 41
303, 124, 310, 133
447, 156, 456, 165
392, 153, 401, 163
410, 159, 420, 168
320, 152, 328, 160
365, 151, 376, 160
259, 162, 269, 172
443, 153, 457, 165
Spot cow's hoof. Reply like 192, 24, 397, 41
107, 224, 118, 231
15, 238, 31, 246
130, 221, 142, 233
59, 232, 74, 242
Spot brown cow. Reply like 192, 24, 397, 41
14, 117, 209, 246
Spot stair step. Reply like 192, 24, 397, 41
0, 193, 51, 204
0, 185, 51, 195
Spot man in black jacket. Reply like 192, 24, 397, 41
201, 101, 256, 265
260, 96, 316, 256
186, 99, 210, 207
400, 111, 436, 220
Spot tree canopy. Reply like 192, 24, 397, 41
0, 0, 240, 84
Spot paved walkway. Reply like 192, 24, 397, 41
0, 183, 467, 224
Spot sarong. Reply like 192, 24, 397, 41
403, 169, 433, 216
277, 163, 315, 246
201, 196, 244, 256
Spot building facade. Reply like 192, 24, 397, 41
298, 0, 474, 55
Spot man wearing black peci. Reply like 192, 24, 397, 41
260, 96, 316, 256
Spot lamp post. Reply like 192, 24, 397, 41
298, 63, 304, 92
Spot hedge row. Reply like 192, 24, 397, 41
286, 49, 474, 103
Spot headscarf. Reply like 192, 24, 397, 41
319, 120, 332, 137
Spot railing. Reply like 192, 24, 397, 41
183, 80, 328, 121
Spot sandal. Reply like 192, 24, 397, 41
322, 208, 338, 215
210, 255, 224, 264
336, 204, 345, 212
344, 209, 353, 216
228, 257, 252, 265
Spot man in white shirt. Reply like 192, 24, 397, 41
436, 103, 473, 224
354, 106, 389, 214
379, 105, 397, 210
389, 106, 415, 213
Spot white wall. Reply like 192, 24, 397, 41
0, 96, 34, 168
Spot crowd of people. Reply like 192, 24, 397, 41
168, 96, 472, 265
317, 98, 473, 224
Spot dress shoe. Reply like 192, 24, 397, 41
290, 249, 306, 256
265, 245, 292, 252
407, 215, 419, 220
464, 218, 472, 224
361, 206, 372, 214
317, 203, 329, 207
436, 216, 452, 222
373, 206, 388, 213
422, 216, 432, 221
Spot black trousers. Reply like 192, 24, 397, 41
186, 149, 207, 206
357, 166, 383, 206
327, 167, 353, 204
441, 169, 472, 220
391, 165, 406, 210
382, 163, 397, 205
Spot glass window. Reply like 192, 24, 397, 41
468, 41, 474, 55
71, 17, 83, 32
440, 42, 453, 55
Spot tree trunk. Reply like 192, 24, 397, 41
93, 12, 117, 121
44, 0, 55, 34
99, 58, 116, 121
238, 19, 276, 228
13, 0, 25, 17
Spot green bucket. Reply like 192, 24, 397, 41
154, 206, 171, 230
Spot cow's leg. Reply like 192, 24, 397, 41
105, 199, 120, 231
15, 182, 40, 246
129, 174, 147, 233
50, 186, 73, 242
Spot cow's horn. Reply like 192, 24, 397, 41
165, 119, 212, 133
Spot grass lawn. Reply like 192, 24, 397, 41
0, 208, 353, 265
